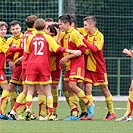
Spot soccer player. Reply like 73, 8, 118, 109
6, 20, 23, 111
10, 15, 38, 120
78, 16, 116, 120
115, 48, 133, 122
58, 14, 94, 120
0, 21, 23, 120
45, 23, 62, 120
24, 18, 81, 121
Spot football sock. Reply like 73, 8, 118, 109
47, 96, 53, 116
63, 90, 70, 106
79, 99, 87, 113
17, 98, 26, 115
124, 91, 133, 116
51, 88, 58, 115
26, 95, 33, 110
105, 95, 114, 114
38, 95, 47, 117
0, 90, 10, 114
69, 95, 78, 116
77, 90, 91, 107
10, 91, 17, 110
13, 92, 26, 112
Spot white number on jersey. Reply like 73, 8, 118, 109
33, 40, 44, 55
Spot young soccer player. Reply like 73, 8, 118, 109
0, 21, 23, 120
58, 14, 94, 120
45, 23, 62, 120
78, 16, 116, 120
6, 20, 23, 111
10, 15, 38, 120
115, 48, 133, 122
23, 18, 81, 121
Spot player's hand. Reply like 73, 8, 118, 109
8, 61, 15, 71
70, 50, 82, 56
15, 56, 23, 65
122, 48, 132, 56
60, 57, 69, 65
11, 44, 16, 48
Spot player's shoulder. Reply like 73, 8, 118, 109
96, 29, 104, 38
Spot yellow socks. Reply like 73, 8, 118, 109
10, 91, 17, 110
63, 90, 70, 105
105, 95, 114, 114
69, 95, 78, 116
47, 96, 53, 116
26, 95, 33, 111
124, 91, 133, 116
77, 90, 91, 107
0, 90, 10, 114
52, 88, 58, 115
38, 95, 47, 117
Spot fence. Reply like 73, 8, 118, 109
0, 0, 133, 95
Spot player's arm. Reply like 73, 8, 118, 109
47, 35, 82, 56
83, 38, 99, 52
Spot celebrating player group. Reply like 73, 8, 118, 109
0, 14, 132, 122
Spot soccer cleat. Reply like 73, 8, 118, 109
18, 113, 25, 120
103, 112, 116, 120
0, 113, 13, 120
30, 113, 37, 120
10, 110, 18, 120
87, 103, 95, 119
25, 110, 31, 121
48, 115, 56, 121
79, 112, 88, 118
39, 115, 48, 121
64, 115, 79, 121
115, 116, 132, 122
53, 113, 59, 121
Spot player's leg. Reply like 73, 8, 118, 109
79, 83, 93, 119
100, 85, 116, 120
116, 82, 133, 122
43, 84, 55, 121
10, 84, 27, 120
0, 70, 13, 120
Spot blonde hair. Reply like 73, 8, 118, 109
0, 21, 8, 28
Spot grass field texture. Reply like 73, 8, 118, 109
0, 101, 133, 133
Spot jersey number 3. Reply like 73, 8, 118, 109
33, 40, 44, 55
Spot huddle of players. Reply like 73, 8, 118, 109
0, 14, 117, 121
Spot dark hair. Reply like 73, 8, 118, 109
45, 18, 54, 22
47, 23, 59, 36
58, 14, 72, 25
0, 21, 8, 28
10, 20, 21, 27
34, 18, 46, 31
70, 15, 76, 27
25, 15, 38, 28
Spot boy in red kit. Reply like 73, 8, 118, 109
0, 21, 23, 120
78, 16, 116, 120
24, 18, 81, 121
10, 15, 38, 120
58, 14, 94, 120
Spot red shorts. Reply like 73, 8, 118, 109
10, 65, 22, 85
51, 70, 61, 84
25, 74, 52, 85
64, 67, 84, 82
0, 70, 8, 84
84, 69, 108, 86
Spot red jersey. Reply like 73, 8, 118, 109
25, 31, 65, 76
21, 28, 36, 69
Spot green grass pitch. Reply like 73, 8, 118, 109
0, 101, 133, 133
